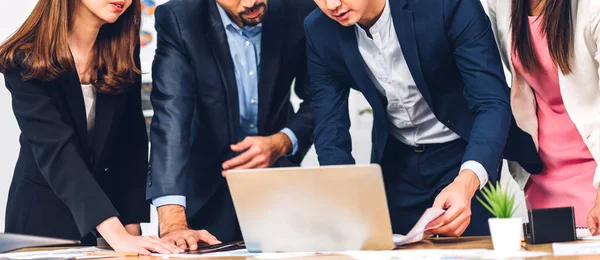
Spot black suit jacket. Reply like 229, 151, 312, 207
3, 60, 149, 242
146, 0, 315, 241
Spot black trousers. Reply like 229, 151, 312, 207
381, 136, 493, 236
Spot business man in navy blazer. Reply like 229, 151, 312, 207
306, 0, 517, 237
147, 0, 315, 248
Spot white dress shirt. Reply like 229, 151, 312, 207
81, 84, 96, 131
355, 0, 488, 189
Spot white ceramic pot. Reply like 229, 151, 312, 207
488, 218, 522, 251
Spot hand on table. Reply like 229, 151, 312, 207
158, 205, 221, 251
160, 227, 221, 251
97, 217, 182, 255
426, 170, 480, 237
221, 132, 292, 175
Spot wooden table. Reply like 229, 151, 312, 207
20, 237, 600, 259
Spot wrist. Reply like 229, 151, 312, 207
273, 132, 292, 157
455, 170, 480, 194
594, 189, 600, 207
97, 217, 130, 243
158, 205, 189, 236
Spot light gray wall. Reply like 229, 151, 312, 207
0, 0, 37, 232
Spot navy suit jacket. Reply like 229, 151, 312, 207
305, 0, 538, 183
147, 0, 315, 224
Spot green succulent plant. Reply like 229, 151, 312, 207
476, 182, 522, 219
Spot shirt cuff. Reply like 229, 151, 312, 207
279, 128, 298, 156
460, 160, 488, 190
152, 195, 187, 208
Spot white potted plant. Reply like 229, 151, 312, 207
476, 182, 523, 252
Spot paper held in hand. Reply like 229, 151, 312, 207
393, 208, 445, 246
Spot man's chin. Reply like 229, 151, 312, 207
242, 18, 263, 27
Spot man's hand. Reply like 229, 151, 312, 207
426, 170, 480, 237
158, 205, 221, 250
587, 189, 600, 235
221, 132, 292, 175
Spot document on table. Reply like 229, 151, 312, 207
152, 250, 325, 258
0, 247, 112, 259
345, 249, 550, 259
553, 242, 600, 256
394, 208, 445, 246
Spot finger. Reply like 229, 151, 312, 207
187, 235, 200, 251
198, 230, 222, 245
222, 149, 259, 170
141, 241, 171, 255
427, 196, 450, 228
137, 248, 151, 256
431, 211, 470, 236
432, 193, 448, 209
143, 236, 176, 254
150, 236, 182, 253
175, 238, 187, 250
231, 137, 254, 152
437, 202, 464, 225
450, 219, 470, 238
588, 215, 598, 236
228, 156, 264, 170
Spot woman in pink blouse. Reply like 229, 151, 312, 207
486, 0, 600, 232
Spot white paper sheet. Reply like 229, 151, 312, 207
394, 208, 445, 246
553, 242, 600, 256
345, 249, 550, 259
152, 249, 325, 259
577, 228, 592, 239
0, 247, 112, 259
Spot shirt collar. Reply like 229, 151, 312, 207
356, 0, 390, 36
216, 3, 263, 36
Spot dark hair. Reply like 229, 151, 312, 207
511, 0, 573, 74
0, 0, 141, 94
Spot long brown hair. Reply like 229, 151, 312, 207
0, 0, 141, 94
511, 0, 573, 74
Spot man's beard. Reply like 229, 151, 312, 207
238, 3, 267, 27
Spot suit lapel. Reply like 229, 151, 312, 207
206, 0, 240, 142
389, 0, 434, 108
337, 26, 386, 116
60, 72, 89, 156
257, 0, 285, 134
93, 91, 124, 168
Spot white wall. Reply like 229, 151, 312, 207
0, 0, 37, 233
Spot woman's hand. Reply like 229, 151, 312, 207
586, 189, 600, 235
97, 217, 183, 255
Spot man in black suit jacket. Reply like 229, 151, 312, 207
146, 0, 315, 248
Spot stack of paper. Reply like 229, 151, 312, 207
0, 247, 112, 259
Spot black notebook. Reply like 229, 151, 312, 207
0, 233, 80, 253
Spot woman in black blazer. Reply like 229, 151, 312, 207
0, 0, 181, 255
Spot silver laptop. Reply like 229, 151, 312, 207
226, 164, 395, 253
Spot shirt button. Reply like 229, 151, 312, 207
249, 124, 255, 128
250, 99, 256, 104
385, 78, 391, 84
249, 71, 255, 76
245, 41, 250, 46
104, 168, 109, 172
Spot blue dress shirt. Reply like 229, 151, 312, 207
153, 4, 298, 208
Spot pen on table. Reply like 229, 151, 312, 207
83, 251, 140, 257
